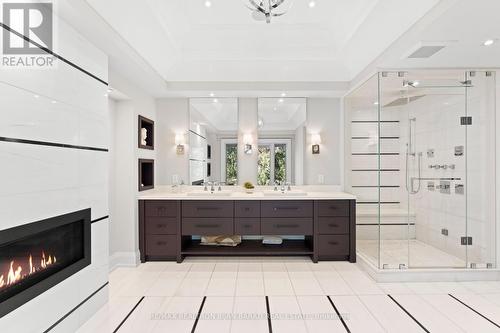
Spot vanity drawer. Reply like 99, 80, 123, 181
261, 218, 313, 235
145, 201, 179, 217
146, 235, 176, 256
235, 201, 260, 217
318, 235, 349, 256
261, 201, 313, 218
182, 201, 234, 218
145, 217, 177, 235
317, 201, 350, 217
318, 217, 349, 235
235, 218, 261, 235
182, 218, 234, 235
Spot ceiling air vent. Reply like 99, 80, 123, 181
403, 41, 453, 59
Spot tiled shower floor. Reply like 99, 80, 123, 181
76, 257, 500, 333
357, 239, 466, 268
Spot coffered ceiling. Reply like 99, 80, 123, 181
85, 0, 440, 82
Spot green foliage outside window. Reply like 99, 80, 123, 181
225, 144, 238, 185
257, 143, 287, 185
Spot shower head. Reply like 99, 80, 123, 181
383, 95, 425, 108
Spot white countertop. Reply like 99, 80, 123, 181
137, 185, 356, 200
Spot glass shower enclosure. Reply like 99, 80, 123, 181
345, 69, 497, 270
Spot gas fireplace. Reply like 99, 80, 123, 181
0, 209, 91, 317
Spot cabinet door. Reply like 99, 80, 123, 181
182, 201, 234, 218
182, 218, 234, 235
146, 235, 176, 256
261, 201, 313, 218
235, 218, 261, 235
261, 218, 313, 235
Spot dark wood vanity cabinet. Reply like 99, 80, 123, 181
139, 199, 356, 263
139, 200, 180, 261
314, 200, 356, 262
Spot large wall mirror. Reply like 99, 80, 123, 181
189, 98, 238, 185
257, 98, 306, 186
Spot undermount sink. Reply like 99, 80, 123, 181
263, 191, 308, 197
186, 191, 232, 197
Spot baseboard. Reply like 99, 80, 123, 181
109, 251, 140, 272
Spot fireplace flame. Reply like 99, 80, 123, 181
0, 251, 58, 291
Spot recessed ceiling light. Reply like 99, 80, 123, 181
34, 94, 39, 98
273, 107, 277, 111
51, 100, 57, 104
280, 92, 286, 97
483, 39, 495, 46
213, 98, 218, 103
106, 88, 113, 93
308, 1, 316, 8
104, 93, 108, 97
204, 1, 211, 8
373, 101, 379, 105
278, 98, 284, 103
209, 92, 214, 97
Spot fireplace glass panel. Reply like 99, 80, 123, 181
0, 220, 84, 303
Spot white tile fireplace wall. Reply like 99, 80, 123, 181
0, 15, 109, 333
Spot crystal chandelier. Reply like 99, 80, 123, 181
244, 0, 292, 24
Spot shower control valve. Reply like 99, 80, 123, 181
428, 164, 440, 169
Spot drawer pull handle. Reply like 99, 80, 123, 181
157, 241, 167, 245
328, 224, 338, 227
197, 207, 219, 211
328, 241, 339, 245
329, 207, 338, 210
244, 207, 250, 211
243, 224, 252, 228
157, 224, 166, 228
273, 207, 299, 211
275, 224, 298, 228
195, 224, 220, 228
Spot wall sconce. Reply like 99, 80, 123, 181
243, 133, 253, 155
175, 133, 185, 155
311, 133, 321, 154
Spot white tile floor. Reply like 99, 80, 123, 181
357, 239, 466, 268
77, 257, 500, 333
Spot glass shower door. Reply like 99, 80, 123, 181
404, 71, 469, 269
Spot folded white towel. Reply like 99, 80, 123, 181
262, 236, 283, 245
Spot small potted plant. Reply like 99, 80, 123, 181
243, 181, 255, 194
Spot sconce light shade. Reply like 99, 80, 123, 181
311, 133, 322, 145
175, 133, 185, 146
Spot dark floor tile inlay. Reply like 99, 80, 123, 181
191, 296, 207, 333
448, 294, 500, 328
113, 296, 145, 333
326, 295, 351, 333
387, 294, 430, 333
265, 296, 273, 333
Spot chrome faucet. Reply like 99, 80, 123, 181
211, 181, 216, 192
280, 183, 285, 192
273, 181, 278, 191
217, 181, 226, 191
286, 182, 292, 191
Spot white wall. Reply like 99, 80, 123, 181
305, 98, 342, 185
0, 16, 109, 332
156, 98, 189, 185
108, 71, 156, 269
238, 98, 259, 184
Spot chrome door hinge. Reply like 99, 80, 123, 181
460, 116, 472, 125
461, 236, 472, 245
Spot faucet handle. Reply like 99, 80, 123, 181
286, 182, 292, 191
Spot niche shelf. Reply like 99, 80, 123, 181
138, 159, 154, 191
138, 115, 154, 150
